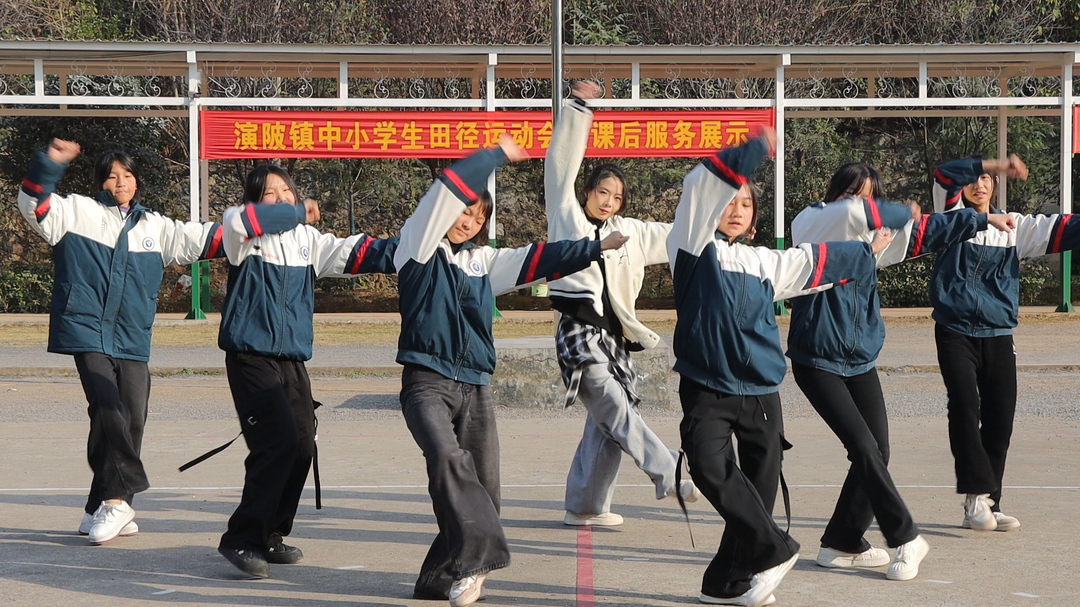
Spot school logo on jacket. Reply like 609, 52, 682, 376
142, 237, 155, 251
300, 245, 310, 261
469, 260, 484, 275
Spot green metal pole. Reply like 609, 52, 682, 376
774, 236, 789, 316
185, 262, 206, 320
1057, 251, 1075, 312
199, 260, 214, 313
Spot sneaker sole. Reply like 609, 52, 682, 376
961, 518, 998, 532
699, 592, 776, 605
886, 541, 930, 581
563, 513, 623, 526
88, 512, 137, 544
816, 555, 891, 568
218, 547, 269, 579
745, 554, 798, 607
80, 523, 137, 536
265, 550, 303, 565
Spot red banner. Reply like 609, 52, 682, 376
200, 109, 775, 160
1074, 105, 1079, 151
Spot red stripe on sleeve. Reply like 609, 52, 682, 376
34, 195, 51, 220
349, 236, 372, 274
946, 191, 962, 207
205, 225, 223, 259
21, 178, 43, 194
244, 203, 263, 237
524, 242, 545, 284
810, 243, 828, 289
934, 169, 952, 186
1052, 215, 1071, 254
442, 169, 478, 201
708, 156, 748, 186
867, 197, 882, 229
911, 214, 930, 256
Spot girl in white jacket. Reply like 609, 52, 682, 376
546, 81, 699, 526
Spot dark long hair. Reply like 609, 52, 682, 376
93, 150, 140, 192
731, 183, 761, 242
582, 163, 629, 214
960, 155, 998, 207
466, 190, 494, 246
243, 164, 300, 204
825, 163, 883, 202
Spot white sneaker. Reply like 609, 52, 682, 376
676, 479, 702, 503
79, 512, 138, 536
816, 545, 890, 568
745, 553, 798, 607
564, 511, 624, 526
449, 574, 486, 607
699, 590, 776, 605
991, 511, 1020, 531
886, 535, 930, 581
962, 494, 997, 531
963, 510, 1020, 532
87, 501, 136, 545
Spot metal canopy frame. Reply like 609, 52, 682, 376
2, 41, 1077, 311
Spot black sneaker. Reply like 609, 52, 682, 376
265, 539, 304, 565
218, 546, 269, 579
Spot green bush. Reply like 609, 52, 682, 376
877, 257, 934, 307
0, 263, 53, 313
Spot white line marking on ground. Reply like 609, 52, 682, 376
622, 557, 650, 561
926, 580, 953, 584
336, 565, 367, 570
1, 483, 1077, 492
151, 589, 177, 595
1013, 592, 1040, 598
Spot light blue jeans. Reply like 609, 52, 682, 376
564, 362, 679, 515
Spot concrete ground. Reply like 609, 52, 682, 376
1, 311, 1079, 605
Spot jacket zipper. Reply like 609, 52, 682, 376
453, 261, 471, 381
846, 280, 860, 370
969, 244, 985, 333
276, 239, 289, 357
738, 271, 751, 394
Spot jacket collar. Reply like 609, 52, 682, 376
94, 191, 145, 218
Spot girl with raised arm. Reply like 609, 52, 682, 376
215, 165, 397, 578
547, 81, 698, 527
668, 128, 892, 606
396, 137, 627, 606
17, 139, 224, 545
786, 162, 1013, 581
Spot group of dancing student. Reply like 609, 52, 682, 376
15, 76, 1080, 607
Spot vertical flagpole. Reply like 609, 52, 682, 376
552, 0, 564, 122
1058, 59, 1075, 312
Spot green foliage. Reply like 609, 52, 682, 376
877, 257, 934, 307
1019, 259, 1056, 305
569, 0, 639, 45
0, 263, 53, 313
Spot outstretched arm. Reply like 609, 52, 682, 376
906, 208, 992, 260
160, 218, 226, 266
933, 155, 1026, 213
486, 231, 625, 296
309, 230, 398, 278
667, 129, 773, 275
1015, 212, 1080, 259
395, 137, 527, 271
763, 235, 883, 302
17, 139, 83, 245
544, 81, 599, 226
